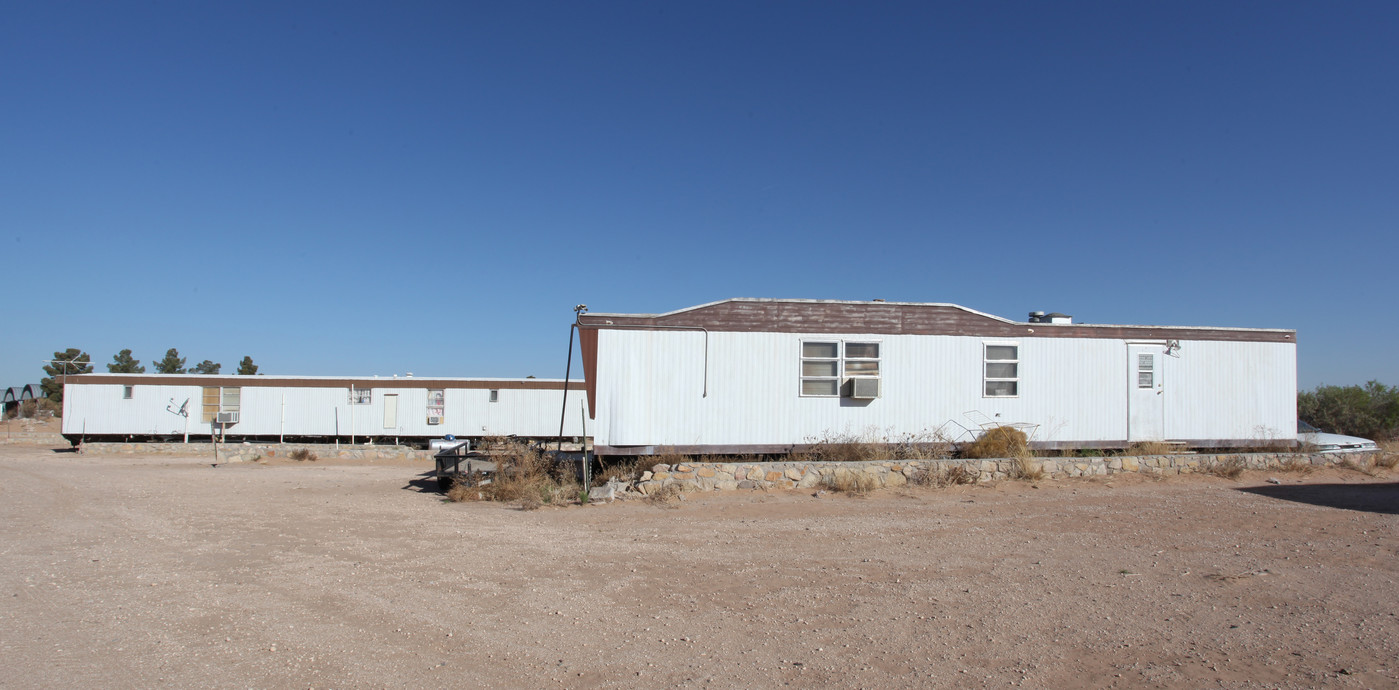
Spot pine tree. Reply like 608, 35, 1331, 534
107, 349, 146, 373
236, 356, 259, 375
41, 348, 93, 402
192, 360, 221, 375
154, 348, 188, 374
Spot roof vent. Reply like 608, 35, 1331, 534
1030, 311, 1073, 324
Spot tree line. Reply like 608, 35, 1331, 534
40, 348, 260, 403
1298, 381, 1399, 441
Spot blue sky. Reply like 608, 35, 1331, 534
3, 1, 1395, 389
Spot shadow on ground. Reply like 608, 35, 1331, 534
1236, 482, 1399, 515
403, 470, 445, 493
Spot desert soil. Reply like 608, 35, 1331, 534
1, 442, 1397, 689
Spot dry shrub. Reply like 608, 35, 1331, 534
16, 399, 61, 419
1010, 455, 1045, 481
1339, 457, 1378, 477
793, 428, 954, 464
289, 448, 317, 462
794, 434, 884, 463
1203, 456, 1246, 480
649, 453, 691, 467
646, 484, 683, 508
888, 430, 954, 460
452, 440, 579, 508
595, 456, 643, 483
907, 463, 979, 487
1375, 441, 1399, 470
962, 426, 1030, 460
1278, 457, 1316, 475
1125, 441, 1176, 456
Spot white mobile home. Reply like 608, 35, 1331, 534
576, 298, 1297, 455
61, 374, 587, 445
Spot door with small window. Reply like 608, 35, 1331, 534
1127, 344, 1164, 441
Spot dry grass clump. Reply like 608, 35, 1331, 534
1339, 457, 1378, 477
792, 428, 953, 464
446, 440, 579, 509
824, 470, 879, 495
1202, 456, 1246, 480
907, 463, 979, 487
646, 484, 683, 508
1375, 441, 1399, 470
793, 434, 885, 463
961, 426, 1030, 460
649, 453, 691, 467
594, 456, 643, 483
1278, 457, 1317, 475
289, 448, 317, 462
1125, 441, 1177, 456
1010, 455, 1046, 481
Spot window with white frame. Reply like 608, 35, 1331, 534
1137, 353, 1154, 388
122, 385, 133, 400
489, 389, 499, 403
201, 386, 241, 422
348, 387, 371, 405
800, 341, 881, 396
984, 343, 1019, 397
426, 389, 445, 424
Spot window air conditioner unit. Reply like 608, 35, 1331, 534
215, 411, 239, 424
427, 416, 442, 425
849, 378, 881, 399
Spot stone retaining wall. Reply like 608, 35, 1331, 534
79, 441, 435, 463
631, 451, 1375, 495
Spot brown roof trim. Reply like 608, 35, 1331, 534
579, 299, 1296, 344
65, 375, 582, 391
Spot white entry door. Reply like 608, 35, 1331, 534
1127, 344, 1164, 441
383, 394, 398, 429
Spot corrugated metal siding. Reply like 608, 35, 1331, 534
1162, 341, 1296, 442
63, 383, 587, 438
592, 330, 1296, 448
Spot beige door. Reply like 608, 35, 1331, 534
383, 394, 398, 429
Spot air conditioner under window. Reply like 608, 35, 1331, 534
427, 416, 442, 425
848, 378, 881, 399
215, 411, 239, 424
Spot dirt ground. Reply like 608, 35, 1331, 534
2, 443, 1397, 689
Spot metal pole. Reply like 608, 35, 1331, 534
557, 324, 576, 451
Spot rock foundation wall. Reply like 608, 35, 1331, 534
631, 452, 1374, 495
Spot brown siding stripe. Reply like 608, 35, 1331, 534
66, 375, 582, 391
579, 300, 1295, 343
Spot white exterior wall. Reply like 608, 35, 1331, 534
592, 329, 1296, 448
62, 382, 587, 439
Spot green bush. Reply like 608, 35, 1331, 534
1298, 381, 1399, 441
